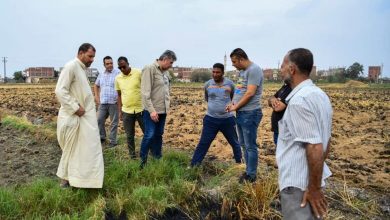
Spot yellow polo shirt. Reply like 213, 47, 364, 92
115, 68, 143, 114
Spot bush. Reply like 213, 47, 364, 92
191, 70, 211, 82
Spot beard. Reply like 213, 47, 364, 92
85, 62, 92, 67
283, 73, 292, 85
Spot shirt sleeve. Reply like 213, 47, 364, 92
54, 64, 80, 114
114, 76, 120, 91
286, 101, 322, 145
204, 81, 209, 102
247, 66, 262, 86
95, 74, 101, 86
230, 81, 235, 100
280, 85, 292, 104
141, 65, 155, 113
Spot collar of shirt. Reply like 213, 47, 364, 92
285, 79, 313, 102
104, 69, 119, 75
153, 61, 165, 72
76, 58, 87, 70
211, 78, 226, 87
120, 69, 134, 77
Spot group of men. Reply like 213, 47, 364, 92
55, 43, 176, 189
55, 43, 332, 219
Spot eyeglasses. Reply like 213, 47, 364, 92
118, 66, 126, 70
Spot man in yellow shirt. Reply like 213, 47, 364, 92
115, 56, 144, 158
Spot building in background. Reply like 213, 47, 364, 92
368, 66, 381, 82
172, 66, 193, 82
263, 68, 280, 81
58, 67, 99, 83
172, 66, 211, 82
24, 67, 54, 83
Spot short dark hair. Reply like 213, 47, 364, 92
117, 56, 129, 64
78, 43, 96, 53
213, 63, 224, 73
288, 48, 313, 75
103, 56, 112, 63
230, 48, 248, 60
158, 50, 177, 61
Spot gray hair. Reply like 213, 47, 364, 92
158, 50, 177, 61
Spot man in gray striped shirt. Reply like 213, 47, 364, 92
276, 48, 332, 220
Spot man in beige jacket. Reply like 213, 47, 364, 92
140, 50, 176, 168
55, 43, 104, 188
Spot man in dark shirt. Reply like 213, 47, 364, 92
268, 83, 292, 144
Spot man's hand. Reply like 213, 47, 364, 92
75, 105, 85, 117
119, 111, 123, 121
301, 188, 328, 219
95, 97, 100, 106
272, 99, 287, 112
150, 111, 159, 122
225, 102, 238, 112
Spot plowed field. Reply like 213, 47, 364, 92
0, 84, 389, 190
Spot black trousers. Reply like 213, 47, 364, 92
122, 111, 145, 156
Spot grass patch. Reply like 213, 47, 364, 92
2, 115, 34, 132
326, 179, 381, 219
0, 142, 285, 219
0, 188, 21, 219
2, 115, 57, 142
1, 115, 386, 219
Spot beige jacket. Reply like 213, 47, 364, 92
141, 61, 170, 114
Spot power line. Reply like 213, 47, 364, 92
2, 57, 7, 83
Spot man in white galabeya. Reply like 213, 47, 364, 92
277, 48, 333, 219
55, 43, 104, 188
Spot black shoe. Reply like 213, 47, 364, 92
140, 160, 146, 169
239, 173, 256, 183
100, 138, 106, 144
128, 150, 137, 159
60, 180, 70, 188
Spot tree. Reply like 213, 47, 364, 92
326, 68, 346, 83
168, 69, 177, 82
346, 62, 364, 79
190, 70, 211, 82
54, 70, 60, 78
13, 71, 26, 81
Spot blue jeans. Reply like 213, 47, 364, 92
140, 110, 167, 163
236, 108, 262, 178
273, 131, 279, 145
191, 115, 242, 166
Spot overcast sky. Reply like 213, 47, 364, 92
0, 0, 389, 77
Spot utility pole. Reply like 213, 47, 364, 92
224, 53, 227, 70
379, 63, 383, 84
2, 57, 7, 83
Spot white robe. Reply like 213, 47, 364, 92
55, 58, 104, 188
